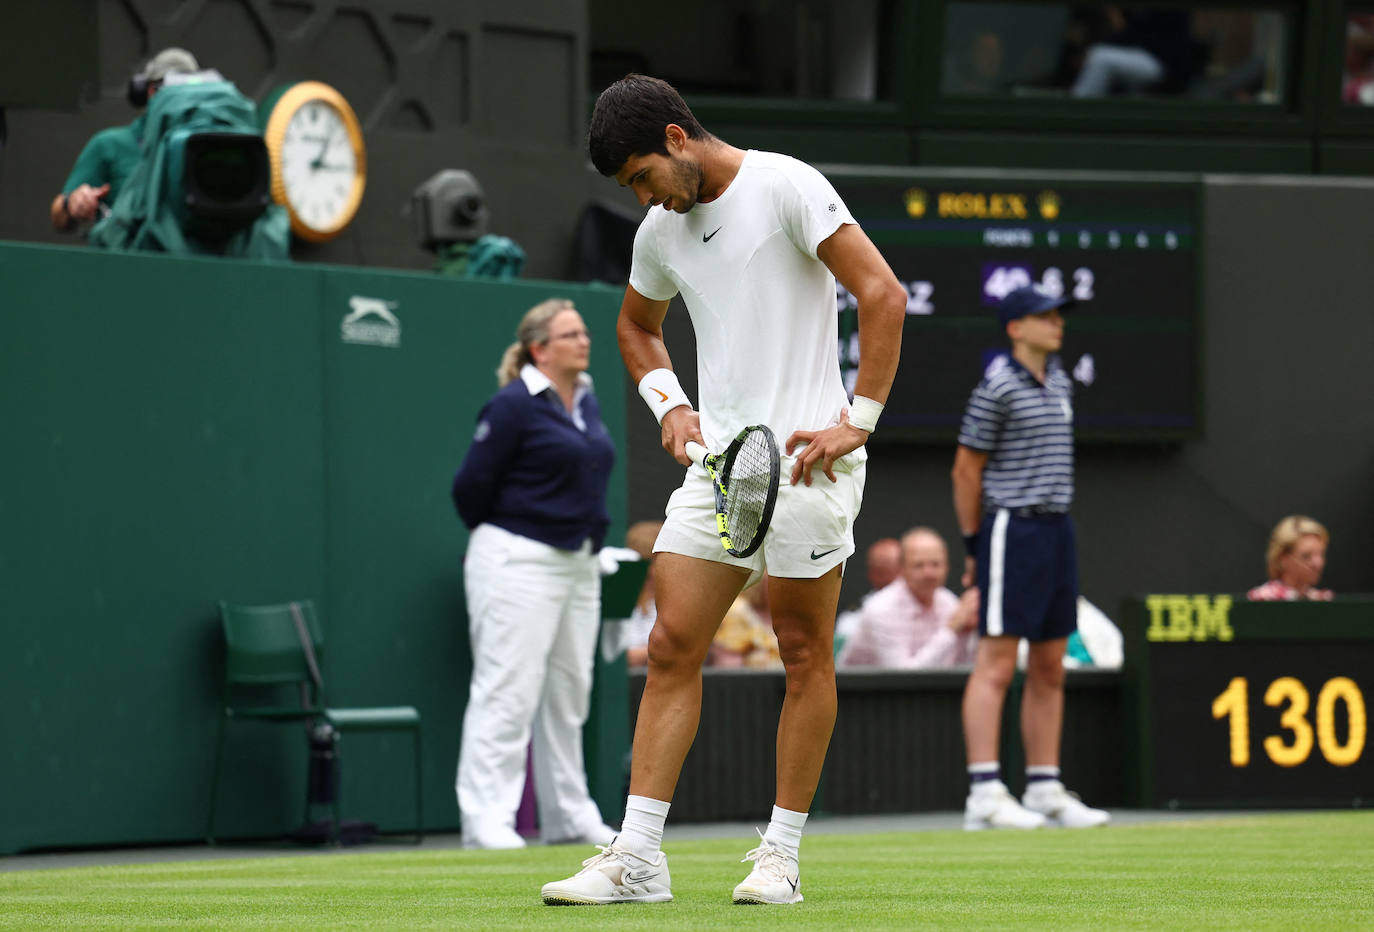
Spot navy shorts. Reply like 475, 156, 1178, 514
975, 509, 1078, 642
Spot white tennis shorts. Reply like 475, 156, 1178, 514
654, 449, 866, 582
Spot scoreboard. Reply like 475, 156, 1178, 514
1121, 596, 1372, 808
826, 168, 1201, 442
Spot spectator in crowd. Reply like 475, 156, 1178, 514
1071, 8, 1206, 98
834, 536, 901, 653
1247, 515, 1333, 602
953, 284, 1109, 832
864, 537, 902, 591
621, 520, 664, 667
709, 579, 782, 669
450, 298, 618, 850
1343, 14, 1374, 105
838, 527, 979, 669
50, 48, 199, 232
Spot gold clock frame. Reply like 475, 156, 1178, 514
262, 81, 367, 243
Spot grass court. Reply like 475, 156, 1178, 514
3, 811, 1370, 930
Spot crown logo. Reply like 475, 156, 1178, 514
904, 187, 927, 219
1038, 190, 1061, 221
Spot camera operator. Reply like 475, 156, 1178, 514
49, 48, 198, 232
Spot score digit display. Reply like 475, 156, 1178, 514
828, 169, 1201, 441
1124, 596, 1374, 808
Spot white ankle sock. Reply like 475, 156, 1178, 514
616, 795, 670, 859
762, 805, 807, 862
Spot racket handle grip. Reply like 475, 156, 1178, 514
684, 441, 707, 468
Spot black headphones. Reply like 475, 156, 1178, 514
127, 67, 153, 109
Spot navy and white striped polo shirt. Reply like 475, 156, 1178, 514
957, 354, 1074, 512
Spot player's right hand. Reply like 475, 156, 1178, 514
660, 405, 702, 465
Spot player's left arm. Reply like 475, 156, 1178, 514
787, 223, 907, 485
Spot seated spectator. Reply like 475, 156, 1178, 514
1248, 515, 1333, 602
1344, 14, 1374, 105
619, 520, 663, 668
1071, 8, 1207, 98
834, 536, 901, 653
51, 48, 199, 232
838, 527, 979, 669
709, 579, 781, 669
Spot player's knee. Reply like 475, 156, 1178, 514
775, 626, 832, 675
645, 620, 710, 672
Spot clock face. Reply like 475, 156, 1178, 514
263, 82, 367, 242
280, 100, 359, 232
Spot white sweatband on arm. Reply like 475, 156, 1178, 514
848, 395, 884, 433
637, 368, 693, 424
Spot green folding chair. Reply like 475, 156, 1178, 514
207, 599, 423, 844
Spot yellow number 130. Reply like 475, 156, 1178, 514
1211, 676, 1367, 768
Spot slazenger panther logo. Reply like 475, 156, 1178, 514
341, 295, 401, 348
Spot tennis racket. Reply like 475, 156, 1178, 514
684, 425, 780, 558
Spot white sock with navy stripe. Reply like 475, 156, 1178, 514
968, 761, 1001, 792
1026, 765, 1061, 788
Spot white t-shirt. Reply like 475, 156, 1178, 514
629, 150, 859, 453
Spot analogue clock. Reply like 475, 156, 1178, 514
261, 81, 367, 242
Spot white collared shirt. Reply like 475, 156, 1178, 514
519, 364, 594, 432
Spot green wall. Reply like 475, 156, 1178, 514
0, 242, 627, 854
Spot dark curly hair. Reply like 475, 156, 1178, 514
588, 74, 710, 176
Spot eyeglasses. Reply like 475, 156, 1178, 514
547, 328, 590, 342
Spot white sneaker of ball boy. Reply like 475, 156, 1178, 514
1021, 779, 1111, 828
963, 778, 1109, 831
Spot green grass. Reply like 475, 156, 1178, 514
3, 813, 1372, 929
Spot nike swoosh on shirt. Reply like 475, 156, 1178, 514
810, 547, 840, 560
649, 387, 668, 402
703, 227, 722, 242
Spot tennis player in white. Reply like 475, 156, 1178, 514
541, 74, 906, 907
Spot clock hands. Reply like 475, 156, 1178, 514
310, 125, 335, 171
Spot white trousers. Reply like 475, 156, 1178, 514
456, 523, 605, 841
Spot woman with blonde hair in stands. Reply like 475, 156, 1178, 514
450, 297, 617, 849
1247, 515, 1333, 602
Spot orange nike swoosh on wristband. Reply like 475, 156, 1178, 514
650, 388, 668, 402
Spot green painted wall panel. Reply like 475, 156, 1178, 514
1, 245, 328, 850
0, 244, 628, 853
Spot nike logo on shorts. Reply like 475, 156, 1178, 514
703, 227, 722, 242
810, 547, 840, 560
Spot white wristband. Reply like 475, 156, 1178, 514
638, 368, 692, 424
848, 394, 883, 433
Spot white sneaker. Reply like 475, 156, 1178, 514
732, 830, 802, 905
461, 823, 526, 850
1022, 780, 1110, 828
963, 780, 1047, 831
540, 842, 672, 905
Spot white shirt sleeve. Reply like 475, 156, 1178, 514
628, 216, 678, 301
772, 158, 855, 259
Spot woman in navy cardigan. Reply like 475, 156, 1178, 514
451, 298, 618, 850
